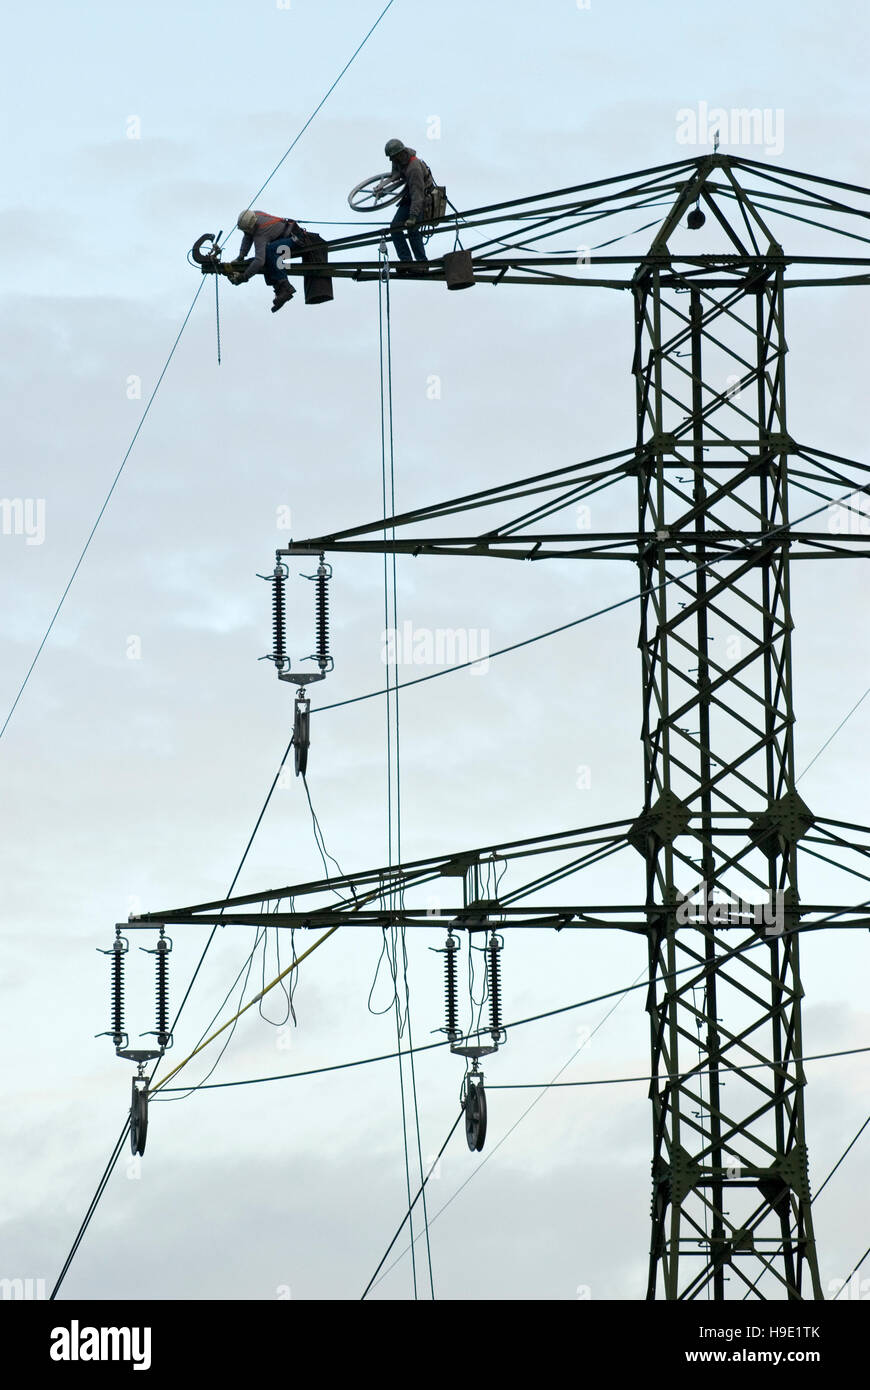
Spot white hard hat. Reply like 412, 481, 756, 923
237, 210, 258, 234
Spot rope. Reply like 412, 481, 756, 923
163, 767, 351, 1103
157, 925, 268, 1104
376, 238, 435, 1298
151, 926, 339, 1095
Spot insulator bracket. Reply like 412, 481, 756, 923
264, 552, 334, 687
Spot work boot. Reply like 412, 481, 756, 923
271, 281, 295, 313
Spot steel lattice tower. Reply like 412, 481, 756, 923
633, 170, 818, 1298
133, 154, 870, 1298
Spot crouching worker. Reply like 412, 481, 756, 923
229, 210, 303, 312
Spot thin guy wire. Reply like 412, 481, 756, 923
1, 279, 208, 745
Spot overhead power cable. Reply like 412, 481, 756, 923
312, 482, 866, 719
49, 738, 293, 1294
366, 1021, 870, 1295
833, 1243, 870, 1300
368, 963, 645, 1295
486, 1045, 870, 1088
814, 1112, 870, 1200
3, 0, 400, 749
244, 0, 398, 212
361, 1110, 464, 1301
157, 1035, 870, 1097
1, 281, 208, 746
52, 710, 367, 1285
740, 1108, 870, 1300
48, 4, 400, 1292
798, 685, 870, 782
156, 926, 862, 1094
50, 1119, 133, 1300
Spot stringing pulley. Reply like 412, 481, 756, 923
437, 926, 507, 1154
98, 924, 173, 1158
463, 1066, 487, 1153
130, 1072, 149, 1157
294, 692, 310, 777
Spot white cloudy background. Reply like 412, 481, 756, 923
1, 0, 869, 1301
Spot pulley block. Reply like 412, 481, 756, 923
130, 1080, 149, 1157
464, 1078, 487, 1153
293, 694, 310, 777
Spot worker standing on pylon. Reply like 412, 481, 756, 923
384, 139, 433, 271
228, 210, 303, 312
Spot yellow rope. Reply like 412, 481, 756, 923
151, 925, 339, 1094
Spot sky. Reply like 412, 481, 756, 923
2, 0, 869, 1303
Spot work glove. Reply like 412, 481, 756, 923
230, 258, 253, 285
405, 217, 417, 230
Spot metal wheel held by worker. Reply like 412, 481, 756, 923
348, 172, 405, 213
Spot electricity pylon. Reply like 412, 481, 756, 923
133, 154, 870, 1298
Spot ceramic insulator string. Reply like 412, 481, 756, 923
155, 937, 170, 1047
111, 937, 126, 1045
315, 557, 330, 670
488, 934, 503, 1040
443, 934, 460, 1041
272, 567, 287, 668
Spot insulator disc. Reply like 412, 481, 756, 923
130, 1084, 148, 1157
465, 1082, 487, 1153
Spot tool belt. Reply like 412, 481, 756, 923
425, 185, 448, 224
